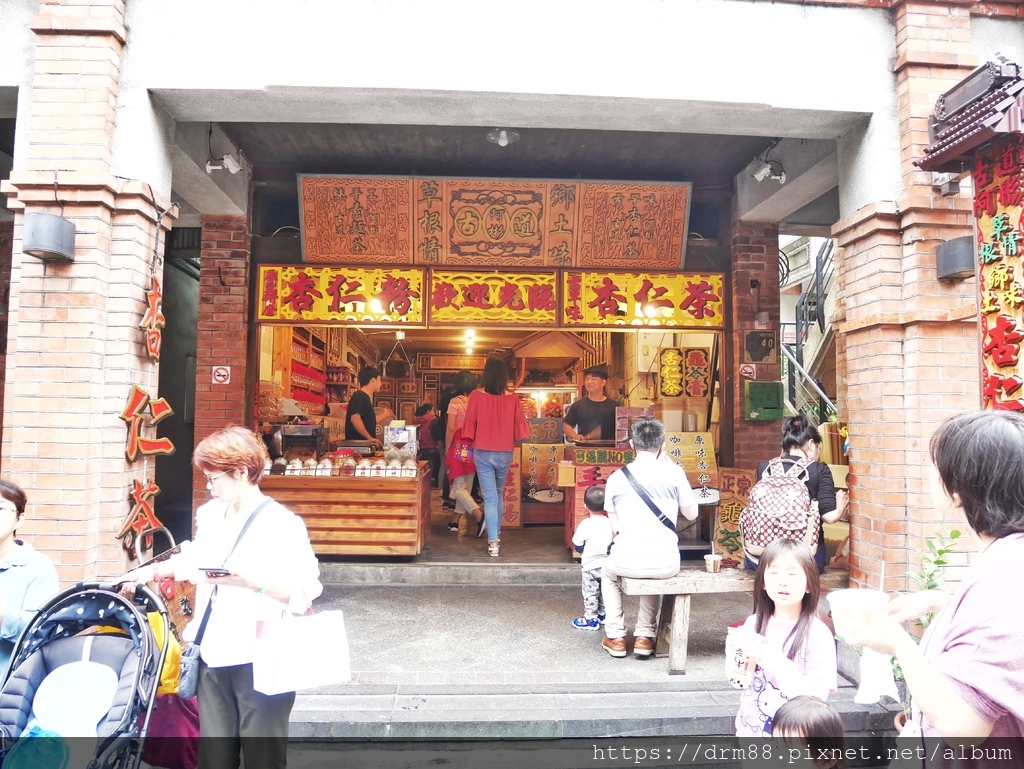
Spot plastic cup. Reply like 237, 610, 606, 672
827, 588, 889, 641
724, 627, 761, 688
704, 554, 722, 573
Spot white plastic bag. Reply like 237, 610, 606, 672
252, 610, 351, 695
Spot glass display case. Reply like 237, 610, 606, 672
516, 385, 578, 420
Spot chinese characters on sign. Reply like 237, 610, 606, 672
974, 135, 1024, 411
659, 348, 685, 397
299, 177, 413, 264
577, 182, 691, 270
429, 270, 558, 325
562, 272, 724, 328
257, 266, 426, 324
683, 348, 712, 397
714, 468, 756, 565
662, 432, 719, 489
139, 278, 165, 360
117, 385, 175, 559
300, 176, 690, 268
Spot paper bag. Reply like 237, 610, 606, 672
252, 610, 351, 695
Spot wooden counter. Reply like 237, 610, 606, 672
260, 464, 431, 557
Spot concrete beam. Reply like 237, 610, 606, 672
736, 139, 839, 225
171, 123, 248, 217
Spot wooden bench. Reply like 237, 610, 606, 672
621, 565, 850, 675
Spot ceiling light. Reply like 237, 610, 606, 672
487, 128, 519, 148
465, 329, 475, 338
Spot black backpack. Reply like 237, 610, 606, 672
429, 414, 445, 442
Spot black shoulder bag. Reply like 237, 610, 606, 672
620, 466, 676, 531
178, 498, 272, 698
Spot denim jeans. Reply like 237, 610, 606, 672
472, 449, 513, 543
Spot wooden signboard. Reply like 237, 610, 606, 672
429, 270, 558, 326
715, 467, 757, 567
526, 418, 563, 444
501, 447, 522, 529
662, 431, 718, 488
562, 272, 724, 329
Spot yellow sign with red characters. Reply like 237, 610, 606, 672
429, 270, 558, 325
562, 271, 724, 328
258, 266, 426, 324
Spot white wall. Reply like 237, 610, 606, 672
124, 0, 896, 142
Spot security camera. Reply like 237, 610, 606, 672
205, 153, 243, 175
752, 161, 773, 182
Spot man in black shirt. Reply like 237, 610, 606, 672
563, 365, 618, 442
345, 365, 389, 446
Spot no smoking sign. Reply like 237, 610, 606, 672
212, 366, 231, 385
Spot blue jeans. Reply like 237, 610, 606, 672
473, 449, 514, 543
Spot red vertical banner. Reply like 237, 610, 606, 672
975, 135, 1024, 410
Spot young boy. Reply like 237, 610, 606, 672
571, 485, 614, 630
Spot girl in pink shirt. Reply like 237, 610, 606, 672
733, 538, 838, 737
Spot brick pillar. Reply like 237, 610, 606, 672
0, 221, 11, 452
836, 0, 978, 590
730, 220, 781, 470
0, 1, 175, 583
192, 215, 251, 508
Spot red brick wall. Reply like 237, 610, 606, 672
730, 220, 782, 470
0, 221, 11, 451
192, 215, 252, 507
836, 1, 979, 590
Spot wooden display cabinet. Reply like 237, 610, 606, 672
260, 463, 431, 557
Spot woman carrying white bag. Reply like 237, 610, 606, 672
124, 426, 326, 769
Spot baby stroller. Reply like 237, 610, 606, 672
0, 581, 169, 769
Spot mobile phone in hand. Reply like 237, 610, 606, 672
200, 567, 231, 578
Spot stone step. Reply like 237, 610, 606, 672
290, 684, 897, 740
320, 561, 579, 586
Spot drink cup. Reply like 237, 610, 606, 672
827, 588, 889, 642
704, 554, 722, 573
724, 627, 760, 688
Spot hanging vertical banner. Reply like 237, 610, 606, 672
562, 271, 724, 328
974, 134, 1024, 411
257, 265, 426, 324
683, 348, 712, 397
428, 270, 558, 325
299, 177, 414, 264
658, 347, 685, 397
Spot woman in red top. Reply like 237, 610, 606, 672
462, 357, 530, 557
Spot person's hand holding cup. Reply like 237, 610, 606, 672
725, 626, 765, 688
828, 588, 904, 654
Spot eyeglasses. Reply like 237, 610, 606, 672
204, 470, 229, 485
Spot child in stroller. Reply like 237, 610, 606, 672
0, 581, 169, 769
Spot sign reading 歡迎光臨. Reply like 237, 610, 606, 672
974, 135, 1024, 411
562, 271, 724, 328
429, 270, 558, 325
258, 266, 426, 324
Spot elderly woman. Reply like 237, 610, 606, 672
127, 426, 322, 769
0, 480, 59, 677
850, 411, 1024, 745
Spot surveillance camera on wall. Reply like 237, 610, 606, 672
205, 153, 243, 175
752, 159, 785, 184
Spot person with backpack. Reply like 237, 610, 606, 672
742, 415, 848, 574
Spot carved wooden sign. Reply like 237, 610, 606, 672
299, 176, 690, 268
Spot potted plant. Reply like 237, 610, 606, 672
892, 527, 961, 732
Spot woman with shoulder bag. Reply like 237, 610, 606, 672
122, 426, 322, 769
444, 370, 484, 536
461, 357, 530, 557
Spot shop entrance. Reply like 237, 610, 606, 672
255, 323, 725, 566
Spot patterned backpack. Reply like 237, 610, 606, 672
739, 456, 819, 567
